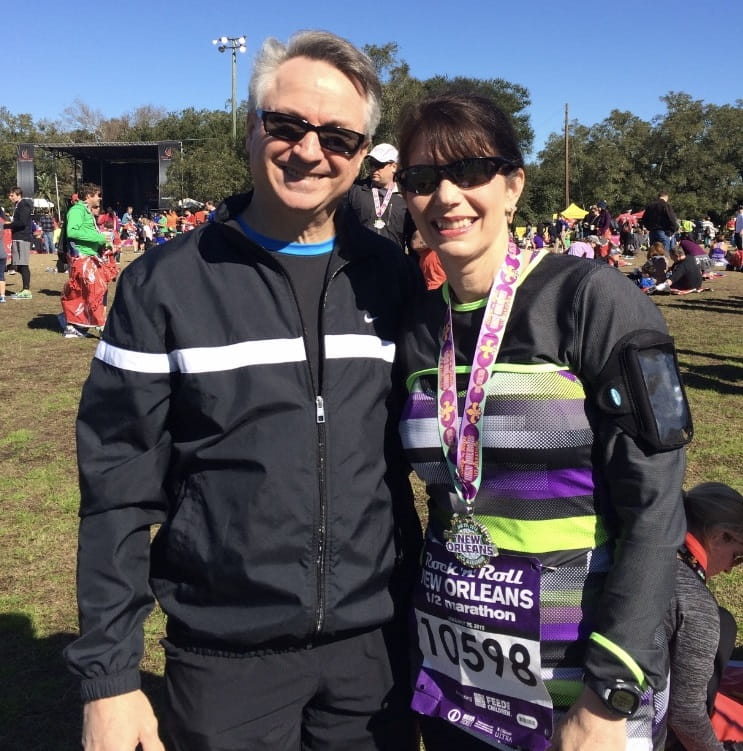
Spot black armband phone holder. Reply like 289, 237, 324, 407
591, 330, 693, 452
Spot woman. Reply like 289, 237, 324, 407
595, 201, 613, 241
665, 482, 743, 751
394, 94, 691, 751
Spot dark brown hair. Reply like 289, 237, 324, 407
79, 182, 102, 199
684, 482, 743, 539
397, 94, 524, 170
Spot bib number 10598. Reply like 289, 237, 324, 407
417, 611, 540, 695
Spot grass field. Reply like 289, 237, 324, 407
1, 250, 741, 750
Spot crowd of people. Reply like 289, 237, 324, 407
1, 29, 741, 751
0, 190, 220, 330
516, 197, 741, 269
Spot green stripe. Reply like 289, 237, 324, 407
588, 632, 646, 686
405, 363, 574, 393
407, 365, 469, 393
479, 514, 608, 554
442, 282, 488, 311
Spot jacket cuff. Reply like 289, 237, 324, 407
583, 632, 647, 688
80, 669, 141, 702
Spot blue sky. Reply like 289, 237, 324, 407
5, 0, 740, 159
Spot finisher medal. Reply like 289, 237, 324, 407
373, 218, 386, 229
445, 514, 497, 568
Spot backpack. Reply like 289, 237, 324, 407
55, 219, 79, 272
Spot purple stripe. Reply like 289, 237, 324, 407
541, 622, 581, 642
401, 393, 436, 420
481, 468, 594, 500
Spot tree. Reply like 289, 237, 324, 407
161, 138, 250, 206
421, 75, 533, 155
363, 43, 424, 146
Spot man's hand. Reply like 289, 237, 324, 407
548, 686, 627, 751
82, 690, 165, 751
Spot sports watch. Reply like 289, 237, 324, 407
584, 676, 643, 717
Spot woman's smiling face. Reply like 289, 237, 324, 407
402, 142, 524, 269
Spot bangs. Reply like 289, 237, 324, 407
408, 118, 494, 166
397, 93, 523, 170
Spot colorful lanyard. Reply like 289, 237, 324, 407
372, 186, 393, 218
436, 241, 532, 564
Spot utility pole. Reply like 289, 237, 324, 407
564, 103, 570, 209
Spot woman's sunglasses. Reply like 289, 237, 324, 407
258, 110, 367, 155
395, 156, 517, 195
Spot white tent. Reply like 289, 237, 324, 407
176, 198, 203, 209
33, 197, 54, 208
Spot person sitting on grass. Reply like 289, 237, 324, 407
655, 244, 703, 294
664, 482, 743, 751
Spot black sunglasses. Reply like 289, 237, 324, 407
258, 109, 367, 155
395, 156, 517, 195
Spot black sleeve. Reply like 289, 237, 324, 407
63, 262, 173, 701
574, 266, 687, 689
8, 199, 32, 231
665, 204, 679, 232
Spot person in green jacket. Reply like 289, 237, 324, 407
65, 184, 109, 256
60, 184, 117, 337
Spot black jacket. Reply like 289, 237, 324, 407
643, 198, 679, 234
65, 195, 422, 701
6, 197, 33, 242
347, 181, 409, 249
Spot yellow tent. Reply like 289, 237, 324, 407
560, 203, 588, 220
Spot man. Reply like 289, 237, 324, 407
553, 212, 569, 252
39, 208, 56, 254
5, 187, 33, 298
642, 191, 679, 251
655, 244, 703, 293
347, 142, 408, 248
735, 205, 743, 251
204, 199, 217, 222
60, 184, 116, 338
64, 30, 421, 751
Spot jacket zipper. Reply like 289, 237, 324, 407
314, 394, 327, 636
312, 260, 348, 638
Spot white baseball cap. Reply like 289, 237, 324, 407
367, 143, 398, 163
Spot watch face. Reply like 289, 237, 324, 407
610, 688, 640, 715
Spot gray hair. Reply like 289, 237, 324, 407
248, 30, 381, 137
684, 482, 743, 539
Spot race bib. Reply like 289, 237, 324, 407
412, 537, 552, 750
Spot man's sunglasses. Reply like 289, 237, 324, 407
258, 110, 367, 155
395, 156, 517, 195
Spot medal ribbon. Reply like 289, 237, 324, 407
437, 241, 532, 514
372, 186, 394, 218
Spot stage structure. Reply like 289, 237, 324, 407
15, 141, 182, 215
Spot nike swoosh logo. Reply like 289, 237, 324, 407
363, 313, 378, 323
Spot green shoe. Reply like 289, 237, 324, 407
10, 290, 32, 299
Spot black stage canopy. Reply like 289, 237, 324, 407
32, 141, 181, 214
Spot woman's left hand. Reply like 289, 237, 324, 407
547, 686, 627, 751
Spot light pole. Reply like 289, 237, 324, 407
212, 35, 247, 142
